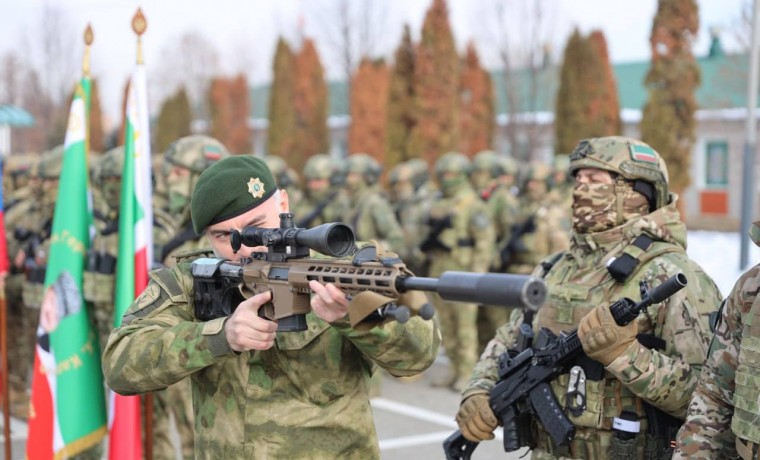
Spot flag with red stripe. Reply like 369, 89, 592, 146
108, 59, 152, 460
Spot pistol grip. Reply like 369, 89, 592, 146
442, 430, 478, 460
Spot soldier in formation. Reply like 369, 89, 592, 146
455, 136, 722, 459
421, 152, 495, 392
291, 153, 349, 228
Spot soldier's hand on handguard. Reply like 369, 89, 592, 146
309, 280, 350, 323
578, 302, 638, 366
224, 290, 279, 352
455, 394, 498, 442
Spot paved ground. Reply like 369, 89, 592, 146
1, 355, 529, 460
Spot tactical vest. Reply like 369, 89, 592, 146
427, 191, 479, 275
732, 287, 760, 458
534, 238, 684, 460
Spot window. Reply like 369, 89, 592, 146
704, 141, 728, 187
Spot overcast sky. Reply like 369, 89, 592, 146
0, 0, 747, 126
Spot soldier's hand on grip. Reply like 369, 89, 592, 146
455, 394, 498, 442
578, 302, 638, 365
224, 290, 278, 352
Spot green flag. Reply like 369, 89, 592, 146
26, 79, 107, 458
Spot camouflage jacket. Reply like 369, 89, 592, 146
425, 186, 495, 275
103, 257, 441, 459
674, 221, 760, 459
507, 195, 570, 274
345, 186, 406, 259
463, 200, 721, 456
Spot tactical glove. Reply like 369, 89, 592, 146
578, 302, 638, 366
455, 394, 498, 442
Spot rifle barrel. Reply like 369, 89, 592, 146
398, 272, 546, 310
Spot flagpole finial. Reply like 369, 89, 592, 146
132, 8, 147, 65
82, 23, 93, 77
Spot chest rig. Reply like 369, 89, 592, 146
531, 235, 683, 459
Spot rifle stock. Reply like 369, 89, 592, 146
443, 273, 688, 460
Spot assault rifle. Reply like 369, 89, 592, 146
191, 212, 548, 332
443, 273, 688, 460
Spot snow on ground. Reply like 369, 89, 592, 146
686, 230, 760, 297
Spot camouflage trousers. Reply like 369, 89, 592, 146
152, 378, 195, 460
432, 295, 478, 382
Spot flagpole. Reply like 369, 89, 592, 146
131, 10, 154, 460
1, 282, 10, 460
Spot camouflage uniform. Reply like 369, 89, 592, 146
151, 135, 230, 460
388, 159, 434, 276
344, 153, 405, 257
461, 136, 722, 459
674, 221, 760, 459
505, 162, 570, 275
85, 146, 124, 351
3, 153, 42, 415
549, 154, 574, 211
423, 152, 495, 391
103, 153, 441, 459
12, 147, 63, 412
470, 150, 522, 352
291, 153, 349, 227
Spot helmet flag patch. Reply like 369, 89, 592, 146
629, 144, 658, 164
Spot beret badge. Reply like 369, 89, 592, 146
247, 177, 265, 199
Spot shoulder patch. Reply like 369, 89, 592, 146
122, 284, 163, 324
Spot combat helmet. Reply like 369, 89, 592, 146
569, 136, 669, 210
164, 135, 229, 173
37, 145, 65, 180
347, 153, 382, 185
92, 146, 124, 184
406, 158, 430, 190
435, 151, 471, 178
163, 135, 230, 217
263, 154, 298, 189
472, 150, 502, 178
303, 153, 344, 186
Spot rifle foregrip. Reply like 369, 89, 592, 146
442, 430, 478, 460
529, 382, 575, 447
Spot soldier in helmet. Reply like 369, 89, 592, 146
292, 153, 349, 227
3, 146, 63, 418
500, 161, 570, 276
344, 153, 405, 257
469, 150, 521, 351
422, 152, 495, 391
263, 154, 302, 204
550, 153, 573, 210
152, 135, 230, 460
456, 136, 722, 459
3, 152, 40, 211
85, 146, 124, 351
388, 159, 434, 276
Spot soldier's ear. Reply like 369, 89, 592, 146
278, 189, 290, 213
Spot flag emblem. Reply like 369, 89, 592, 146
629, 144, 659, 164
247, 177, 265, 199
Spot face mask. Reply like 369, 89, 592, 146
439, 176, 466, 197
168, 190, 190, 215
572, 181, 650, 233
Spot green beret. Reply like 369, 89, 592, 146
191, 156, 277, 234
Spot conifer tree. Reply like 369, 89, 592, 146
227, 74, 252, 153
387, 24, 416, 166
155, 86, 192, 153
293, 38, 329, 165
589, 30, 622, 137
458, 42, 494, 157
348, 58, 389, 162
554, 29, 621, 154
408, 0, 460, 165
640, 0, 700, 206
268, 37, 296, 158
